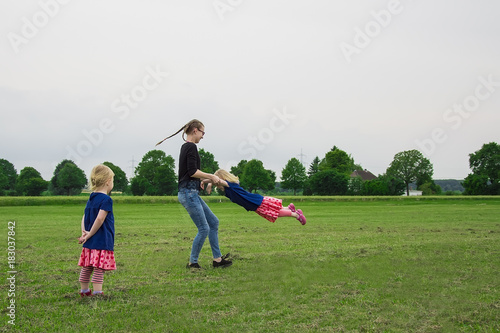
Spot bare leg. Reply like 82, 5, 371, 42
280, 207, 306, 225
278, 208, 299, 219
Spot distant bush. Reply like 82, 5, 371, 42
444, 190, 462, 196
1, 195, 499, 206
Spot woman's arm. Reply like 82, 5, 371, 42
191, 170, 220, 184
201, 178, 228, 193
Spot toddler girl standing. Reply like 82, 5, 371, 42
77, 164, 116, 297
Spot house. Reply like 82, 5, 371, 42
402, 190, 423, 196
350, 169, 377, 181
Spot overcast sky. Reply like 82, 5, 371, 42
1, 0, 499, 182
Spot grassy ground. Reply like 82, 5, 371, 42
1, 198, 499, 332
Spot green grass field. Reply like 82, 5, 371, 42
1, 197, 499, 332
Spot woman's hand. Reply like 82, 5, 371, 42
211, 175, 220, 185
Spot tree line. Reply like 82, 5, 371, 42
1, 142, 498, 196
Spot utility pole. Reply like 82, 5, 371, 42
297, 149, 306, 166
129, 156, 137, 177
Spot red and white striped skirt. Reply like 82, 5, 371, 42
255, 196, 283, 223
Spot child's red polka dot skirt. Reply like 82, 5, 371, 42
255, 196, 283, 222
78, 248, 116, 270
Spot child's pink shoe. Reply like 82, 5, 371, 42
296, 209, 306, 225
79, 289, 92, 297
288, 203, 296, 212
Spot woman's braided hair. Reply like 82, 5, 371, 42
155, 119, 204, 146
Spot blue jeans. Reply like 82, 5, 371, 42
178, 185, 222, 263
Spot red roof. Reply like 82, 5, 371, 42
350, 169, 377, 181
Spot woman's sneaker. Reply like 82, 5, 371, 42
296, 209, 307, 225
186, 262, 202, 269
213, 257, 232, 268
288, 203, 296, 212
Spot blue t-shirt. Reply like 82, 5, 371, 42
83, 192, 114, 251
223, 181, 264, 211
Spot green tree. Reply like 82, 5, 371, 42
363, 179, 388, 196
347, 176, 365, 195
240, 159, 273, 193
309, 169, 349, 195
308, 156, 320, 177
386, 150, 433, 196
50, 160, 76, 195
0, 172, 8, 196
103, 162, 128, 192
302, 156, 321, 196
199, 148, 220, 174
376, 174, 406, 196
319, 147, 354, 175
463, 142, 500, 195
0, 159, 17, 194
266, 170, 277, 192
16, 167, 48, 196
130, 177, 149, 196
130, 150, 176, 196
155, 164, 178, 195
416, 173, 442, 195
361, 175, 405, 196
281, 158, 307, 195
419, 182, 442, 195
55, 162, 87, 196
469, 142, 500, 182
230, 160, 248, 177
462, 174, 490, 195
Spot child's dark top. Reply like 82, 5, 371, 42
223, 181, 264, 211
178, 142, 200, 189
83, 192, 114, 251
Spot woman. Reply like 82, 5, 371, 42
156, 119, 232, 269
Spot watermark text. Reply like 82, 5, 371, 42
237, 106, 295, 159
6, 221, 16, 326
65, 65, 169, 164
415, 74, 500, 157
340, 0, 406, 64
8, 0, 72, 54
213, 0, 243, 21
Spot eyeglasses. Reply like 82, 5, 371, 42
198, 129, 205, 135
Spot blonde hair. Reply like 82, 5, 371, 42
214, 169, 239, 184
155, 119, 205, 146
90, 164, 114, 191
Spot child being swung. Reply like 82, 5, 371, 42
77, 164, 116, 297
203, 169, 307, 225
